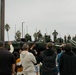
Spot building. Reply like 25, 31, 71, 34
0, 0, 5, 41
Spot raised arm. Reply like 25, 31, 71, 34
8, 41, 14, 53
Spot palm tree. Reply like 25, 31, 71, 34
52, 30, 58, 42
15, 30, 21, 41
5, 23, 10, 41
25, 33, 31, 42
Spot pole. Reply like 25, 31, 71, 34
22, 22, 25, 38
15, 25, 16, 40
36, 27, 37, 33
26, 25, 28, 34
45, 28, 47, 34
15, 25, 16, 35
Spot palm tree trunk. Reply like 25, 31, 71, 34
7, 31, 9, 41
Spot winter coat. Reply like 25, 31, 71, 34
59, 51, 76, 75
40, 48, 58, 75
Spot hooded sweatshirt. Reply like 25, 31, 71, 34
59, 51, 76, 75
20, 51, 36, 73
40, 48, 58, 74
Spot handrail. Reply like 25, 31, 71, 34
69, 40, 76, 46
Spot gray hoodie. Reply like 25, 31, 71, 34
20, 51, 36, 73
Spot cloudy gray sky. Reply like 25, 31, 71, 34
5, 0, 76, 41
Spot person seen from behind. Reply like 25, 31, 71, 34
29, 43, 38, 75
40, 42, 58, 75
57, 44, 65, 73
0, 41, 15, 75
20, 43, 37, 75
59, 43, 76, 75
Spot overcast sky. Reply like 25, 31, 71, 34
5, 0, 76, 41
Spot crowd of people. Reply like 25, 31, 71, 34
0, 41, 76, 75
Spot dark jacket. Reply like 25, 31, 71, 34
59, 51, 76, 75
0, 48, 15, 75
40, 48, 58, 75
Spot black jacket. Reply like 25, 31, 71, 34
0, 48, 15, 75
40, 48, 58, 75
59, 51, 76, 75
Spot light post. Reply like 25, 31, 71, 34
22, 22, 25, 38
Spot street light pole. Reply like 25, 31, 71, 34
22, 22, 25, 38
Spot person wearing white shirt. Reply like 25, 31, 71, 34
8, 41, 14, 53
20, 43, 37, 75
